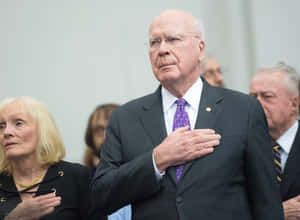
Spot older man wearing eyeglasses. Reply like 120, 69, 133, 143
91, 9, 284, 220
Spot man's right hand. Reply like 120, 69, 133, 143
153, 126, 221, 173
283, 195, 300, 220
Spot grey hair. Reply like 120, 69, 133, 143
193, 18, 205, 41
200, 54, 215, 74
258, 61, 300, 97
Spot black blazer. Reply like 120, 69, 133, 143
0, 160, 105, 220
91, 80, 284, 220
281, 125, 300, 201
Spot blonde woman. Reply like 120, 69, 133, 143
0, 97, 104, 220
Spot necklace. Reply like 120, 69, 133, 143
13, 169, 47, 189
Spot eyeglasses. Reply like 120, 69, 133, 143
148, 34, 201, 51
202, 68, 223, 78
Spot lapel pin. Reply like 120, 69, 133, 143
206, 107, 212, 112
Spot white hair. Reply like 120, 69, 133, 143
194, 17, 205, 41
258, 61, 300, 97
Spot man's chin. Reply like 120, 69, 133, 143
156, 69, 180, 81
159, 65, 176, 72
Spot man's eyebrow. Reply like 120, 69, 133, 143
149, 36, 159, 41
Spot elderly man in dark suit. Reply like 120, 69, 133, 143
250, 62, 300, 220
91, 9, 284, 220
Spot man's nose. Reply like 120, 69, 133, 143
158, 40, 170, 56
256, 95, 266, 109
256, 95, 262, 103
216, 73, 224, 82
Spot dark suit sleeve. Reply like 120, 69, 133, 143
245, 98, 284, 219
90, 110, 161, 215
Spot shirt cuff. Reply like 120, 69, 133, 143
152, 152, 165, 180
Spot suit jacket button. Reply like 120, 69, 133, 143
58, 171, 64, 176
176, 197, 183, 204
0, 197, 7, 203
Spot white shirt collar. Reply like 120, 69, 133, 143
277, 120, 298, 154
161, 78, 203, 112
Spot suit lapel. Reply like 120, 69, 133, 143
280, 125, 300, 200
139, 82, 224, 186
139, 88, 178, 183
194, 80, 223, 129
139, 87, 167, 147
179, 80, 224, 188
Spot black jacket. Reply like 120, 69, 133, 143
0, 160, 106, 220
280, 125, 300, 201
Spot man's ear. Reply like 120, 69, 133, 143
199, 40, 205, 61
291, 96, 300, 114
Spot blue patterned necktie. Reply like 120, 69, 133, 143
272, 142, 282, 184
173, 98, 191, 183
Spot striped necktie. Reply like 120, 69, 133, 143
272, 142, 282, 184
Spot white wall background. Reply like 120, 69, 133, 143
1, 0, 299, 163
250, 0, 300, 72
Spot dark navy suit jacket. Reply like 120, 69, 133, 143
91, 79, 284, 220
281, 125, 300, 201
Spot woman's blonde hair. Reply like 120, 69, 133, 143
0, 96, 65, 174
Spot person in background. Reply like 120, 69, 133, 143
84, 104, 119, 172
200, 55, 225, 87
250, 62, 300, 220
0, 96, 105, 220
91, 9, 284, 220
83, 147, 98, 171
83, 103, 131, 220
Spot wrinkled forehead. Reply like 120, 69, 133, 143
0, 101, 33, 120
254, 71, 286, 84
251, 72, 288, 92
149, 10, 197, 37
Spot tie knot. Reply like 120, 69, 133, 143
176, 98, 187, 107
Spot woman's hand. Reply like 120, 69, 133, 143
4, 193, 61, 220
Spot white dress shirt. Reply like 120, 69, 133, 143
277, 120, 298, 171
161, 78, 203, 135
152, 78, 203, 178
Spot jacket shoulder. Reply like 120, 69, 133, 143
113, 90, 159, 116
217, 86, 259, 107
56, 160, 90, 178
